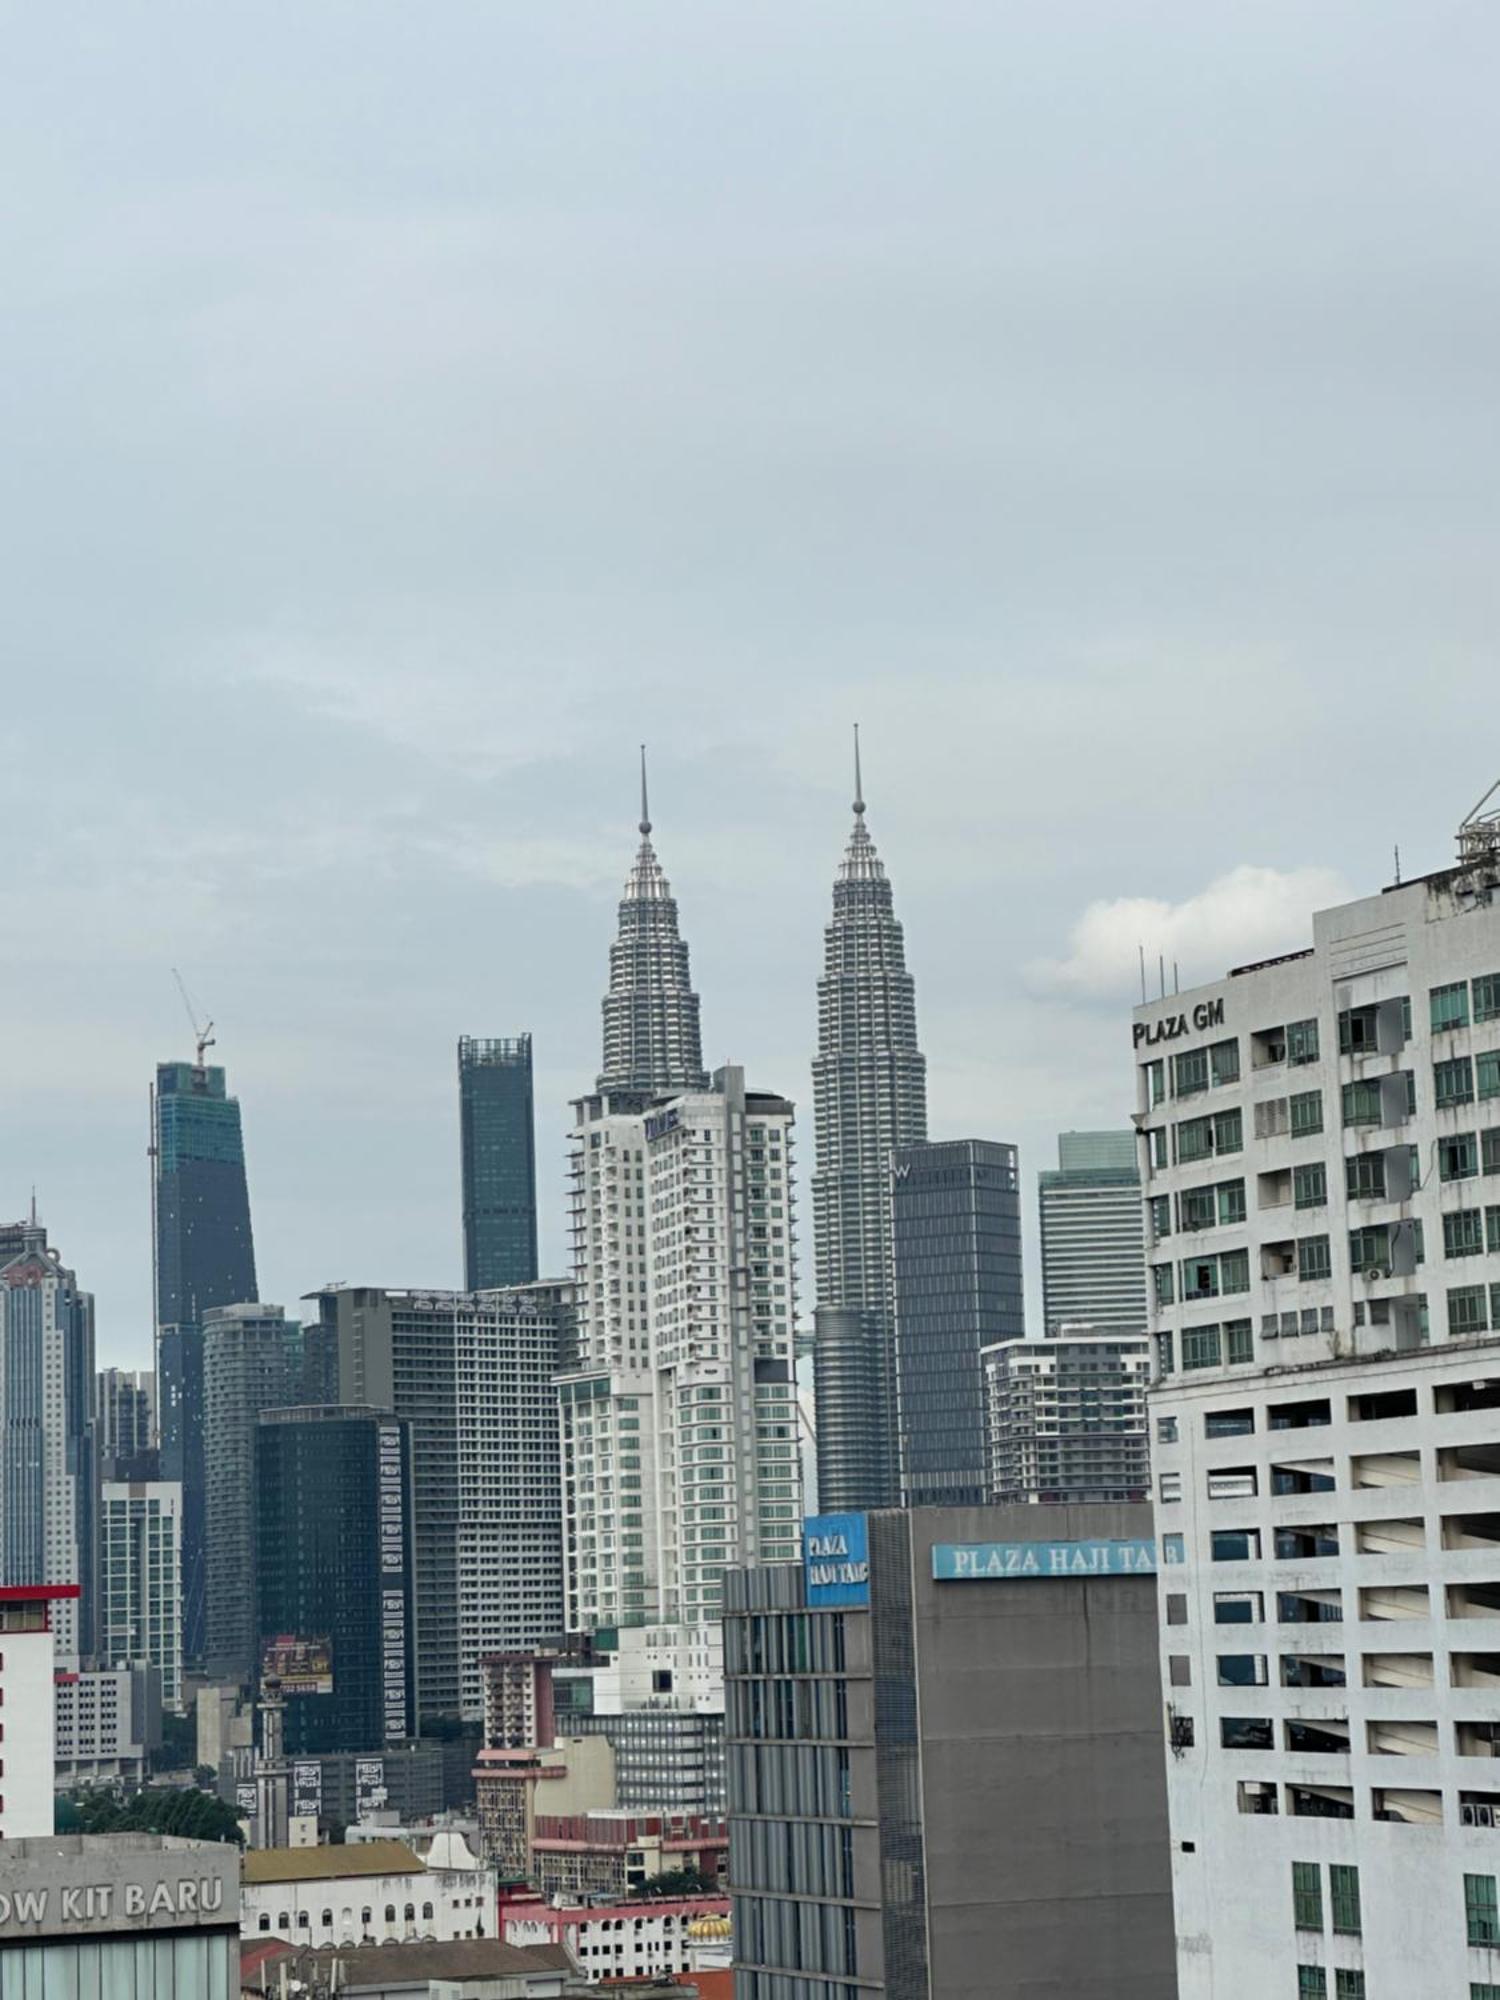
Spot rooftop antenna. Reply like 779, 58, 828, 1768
1138, 944, 1147, 1005
853, 722, 865, 817
172, 969, 216, 1070
1158, 953, 1166, 1000
1394, 844, 1402, 885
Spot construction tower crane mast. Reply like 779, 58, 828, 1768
172, 968, 216, 1069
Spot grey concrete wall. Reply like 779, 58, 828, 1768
904, 1503, 1177, 2000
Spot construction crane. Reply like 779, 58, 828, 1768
172, 968, 216, 1069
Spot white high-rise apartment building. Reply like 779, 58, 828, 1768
1142, 791, 1500, 1999
99, 1480, 183, 1712
560, 778, 801, 1635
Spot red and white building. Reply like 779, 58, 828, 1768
0, 1582, 77, 1840
501, 1890, 731, 1982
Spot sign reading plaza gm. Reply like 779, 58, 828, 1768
804, 1513, 870, 1607
933, 1538, 1158, 1581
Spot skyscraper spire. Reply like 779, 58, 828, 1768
598, 752, 708, 1095
811, 731, 927, 1510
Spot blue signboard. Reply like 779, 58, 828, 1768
932, 1538, 1157, 1582
804, 1513, 871, 1607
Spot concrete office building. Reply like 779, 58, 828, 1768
54, 1663, 160, 1787
0, 1582, 75, 1840
99, 1478, 184, 1710
554, 1624, 727, 1812
811, 737, 928, 1514
724, 1503, 1176, 2000
985, 1330, 1151, 1505
460, 1035, 540, 1290
154, 1053, 258, 1666
255, 1406, 417, 1754
1040, 1129, 1148, 1335
1141, 791, 1500, 1999
0, 1218, 96, 1660
890, 1139, 1024, 1507
317, 1281, 571, 1722
202, 1302, 333, 1686
0, 1835, 240, 1995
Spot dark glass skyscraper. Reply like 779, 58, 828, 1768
812, 737, 927, 1511
255, 1405, 416, 1754
890, 1139, 1024, 1507
458, 1035, 539, 1289
153, 1057, 258, 1666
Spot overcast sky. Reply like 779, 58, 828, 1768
3, 2, 1496, 1363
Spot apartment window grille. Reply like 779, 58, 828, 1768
1437, 1057, 1477, 1109
1211, 1040, 1241, 1087
1296, 1969, 1327, 1999
1446, 1210, 1486, 1259
1475, 974, 1500, 1024
1294, 1164, 1327, 1210
1467, 1873, 1499, 1946
1450, 1287, 1491, 1337
1290, 1091, 1324, 1136
1298, 1236, 1332, 1282
1292, 1861, 1323, 1931
1329, 1865, 1361, 1937
1288, 1018, 1320, 1065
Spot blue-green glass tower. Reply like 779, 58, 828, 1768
153, 1057, 258, 1666
458, 1036, 539, 1290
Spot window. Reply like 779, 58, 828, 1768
1219, 1179, 1248, 1225
1212, 1529, 1261, 1561
1157, 1416, 1179, 1444
1175, 1048, 1210, 1097
1222, 1248, 1250, 1292
1343, 1080, 1383, 1128
1334, 1976, 1365, 2000
1180, 1186, 1218, 1231
1487, 1129, 1500, 1175
1153, 1264, 1176, 1307
1214, 1591, 1264, 1623
1207, 1466, 1257, 1500
1290, 1090, 1324, 1136
1177, 1116, 1213, 1163
1346, 1153, 1386, 1200
1476, 974, 1500, 1024
1205, 1407, 1254, 1437
1221, 1715, 1273, 1749
1145, 1059, 1166, 1105
1216, 1108, 1244, 1154
1211, 1039, 1241, 1087
1443, 1133, 1480, 1182
1162, 1532, 1186, 1564
1298, 1235, 1332, 1282
1490, 1207, 1500, 1253
1183, 1326, 1222, 1370
1288, 1017, 1320, 1065
1437, 1056, 1476, 1108
1218, 1653, 1268, 1686
1292, 1861, 1323, 1931
1467, 1873, 1499, 1946
1225, 1319, 1255, 1365
1446, 1209, 1486, 1259
1450, 1287, 1491, 1336
1329, 1864, 1360, 1937
1150, 1126, 1168, 1170
1149, 1195, 1171, 1239
1297, 1970, 1327, 1999
1480, 1052, 1500, 1102
1433, 981, 1471, 1031
1155, 1332, 1175, 1378
1294, 1163, 1327, 1210
1159, 1472, 1183, 1503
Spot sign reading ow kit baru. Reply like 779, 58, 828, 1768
933, 1538, 1158, 1581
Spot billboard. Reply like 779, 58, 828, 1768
932, 1538, 1158, 1582
261, 1634, 333, 1696
803, 1513, 870, 1608
355, 1758, 388, 1817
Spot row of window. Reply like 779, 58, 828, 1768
1433, 976, 1500, 1032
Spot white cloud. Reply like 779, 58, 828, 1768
1031, 864, 1353, 1002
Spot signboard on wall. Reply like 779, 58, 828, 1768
803, 1513, 870, 1608
933, 1538, 1158, 1582
261, 1634, 333, 1695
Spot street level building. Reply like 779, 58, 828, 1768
811, 740, 928, 1514
316, 1281, 571, 1722
984, 1330, 1151, 1505
0, 1218, 96, 1660
0, 1582, 75, 1839
460, 1035, 540, 1290
154, 1054, 258, 1666
890, 1138, 1023, 1506
241, 1837, 495, 1948
1140, 793, 1500, 1999
1039, 1129, 1148, 1335
0, 1835, 239, 1996
99, 1478, 184, 1710
255, 1406, 417, 1754
724, 1503, 1177, 2000
503, 1893, 730, 1984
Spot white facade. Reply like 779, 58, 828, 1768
564, 1623, 723, 1715
0, 1586, 64, 1840
504, 1897, 729, 1981
561, 1067, 802, 1634
1140, 837, 1500, 1998
54, 1666, 152, 1786
99, 1481, 183, 1712
984, 1329, 1150, 1504
1039, 1129, 1147, 1335
241, 1838, 494, 1947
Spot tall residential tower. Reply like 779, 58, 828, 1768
152, 1053, 258, 1665
458, 1035, 539, 1289
811, 736, 927, 1510
1039, 1129, 1147, 1335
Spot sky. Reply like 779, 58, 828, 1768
2, 2, 1497, 1364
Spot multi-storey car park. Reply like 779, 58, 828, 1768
1139, 786, 1500, 1999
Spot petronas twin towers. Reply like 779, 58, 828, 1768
590, 736, 926, 1520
